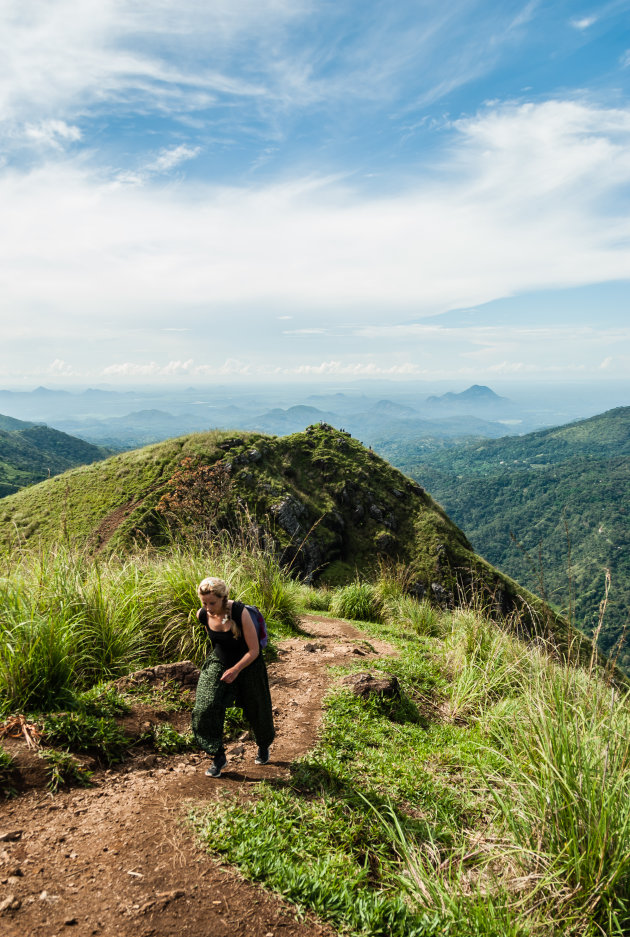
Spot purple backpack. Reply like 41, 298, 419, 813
243, 604, 269, 649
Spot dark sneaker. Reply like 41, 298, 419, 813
255, 746, 270, 765
205, 752, 227, 777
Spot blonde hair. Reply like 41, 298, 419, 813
197, 577, 240, 638
198, 577, 228, 598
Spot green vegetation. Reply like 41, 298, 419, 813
0, 744, 16, 796
149, 723, 194, 755
383, 407, 630, 671
193, 589, 630, 937
330, 581, 383, 623
121, 678, 193, 712
42, 710, 131, 765
0, 541, 303, 716
0, 415, 111, 497
2, 421, 627, 933
0, 423, 561, 646
0, 515, 627, 932
39, 748, 93, 793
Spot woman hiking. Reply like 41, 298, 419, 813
192, 577, 275, 777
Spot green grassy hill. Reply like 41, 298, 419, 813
0, 415, 112, 497
0, 422, 559, 633
2, 421, 628, 935
383, 406, 630, 669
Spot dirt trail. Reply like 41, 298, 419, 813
0, 616, 394, 937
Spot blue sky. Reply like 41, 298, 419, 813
1, 0, 630, 386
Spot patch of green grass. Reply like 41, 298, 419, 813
76, 685, 132, 717
192, 618, 527, 935
39, 748, 94, 793
0, 613, 78, 716
330, 581, 383, 623
42, 711, 131, 765
0, 541, 303, 714
224, 706, 249, 738
238, 558, 304, 637
299, 585, 332, 612
483, 668, 630, 935
150, 723, 194, 755
121, 679, 193, 713
192, 596, 630, 936
192, 787, 437, 937
382, 594, 444, 638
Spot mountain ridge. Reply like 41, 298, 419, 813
0, 422, 562, 639
0, 415, 112, 497
384, 405, 630, 670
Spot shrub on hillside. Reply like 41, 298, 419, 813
331, 582, 383, 623
383, 594, 443, 637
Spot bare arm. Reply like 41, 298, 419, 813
220, 608, 260, 683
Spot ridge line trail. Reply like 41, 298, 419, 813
1, 615, 395, 937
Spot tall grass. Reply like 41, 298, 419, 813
330, 580, 383, 622
441, 610, 539, 721
484, 665, 630, 934
383, 594, 443, 638
0, 539, 303, 715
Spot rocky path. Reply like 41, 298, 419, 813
0, 616, 393, 937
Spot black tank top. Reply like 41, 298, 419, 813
198, 601, 248, 668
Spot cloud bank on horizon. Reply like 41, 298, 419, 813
1, 0, 630, 384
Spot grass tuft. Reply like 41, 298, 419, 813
150, 723, 194, 755
42, 711, 131, 765
330, 581, 383, 623
39, 748, 93, 793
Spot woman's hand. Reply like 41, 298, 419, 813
220, 667, 239, 684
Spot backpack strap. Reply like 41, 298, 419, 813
230, 600, 245, 628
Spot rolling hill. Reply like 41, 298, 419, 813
0, 414, 112, 497
0, 422, 561, 637
384, 406, 630, 670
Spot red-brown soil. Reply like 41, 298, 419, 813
0, 615, 394, 937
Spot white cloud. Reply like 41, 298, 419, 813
3, 99, 630, 330
101, 358, 251, 377
47, 358, 77, 375
2, 98, 630, 378
114, 144, 202, 187
23, 120, 82, 148
101, 361, 165, 377
570, 16, 597, 30
0, 0, 289, 127
0, 0, 566, 162
144, 145, 201, 174
280, 361, 422, 376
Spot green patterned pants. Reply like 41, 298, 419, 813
192, 653, 275, 757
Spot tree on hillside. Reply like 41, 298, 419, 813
157, 458, 237, 539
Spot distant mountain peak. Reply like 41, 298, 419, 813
373, 399, 418, 417
426, 385, 508, 406
462, 385, 503, 399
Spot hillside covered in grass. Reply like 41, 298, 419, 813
383, 407, 630, 670
0, 539, 628, 936
0, 423, 556, 631
0, 412, 111, 497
